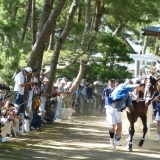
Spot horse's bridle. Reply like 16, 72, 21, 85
143, 76, 157, 100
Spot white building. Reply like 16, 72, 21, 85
119, 53, 159, 77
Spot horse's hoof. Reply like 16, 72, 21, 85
126, 145, 132, 152
138, 139, 144, 147
126, 146, 132, 152
128, 148, 132, 152
138, 142, 143, 147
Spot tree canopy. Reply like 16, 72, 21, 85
0, 0, 160, 85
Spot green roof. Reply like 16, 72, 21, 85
141, 25, 160, 36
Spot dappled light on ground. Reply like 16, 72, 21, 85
0, 115, 160, 160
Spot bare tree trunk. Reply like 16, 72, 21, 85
142, 35, 148, 55
154, 38, 159, 55
45, 0, 79, 113
77, 4, 82, 22
31, 0, 36, 45
83, 0, 91, 34
64, 59, 87, 108
21, 0, 32, 41
27, 0, 66, 69
35, 0, 55, 76
12, 7, 18, 19
67, 0, 101, 108
112, 21, 128, 36
38, 0, 55, 34
47, 30, 55, 50
91, 0, 104, 32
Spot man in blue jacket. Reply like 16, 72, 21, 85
104, 79, 140, 149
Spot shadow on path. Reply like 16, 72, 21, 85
0, 115, 160, 160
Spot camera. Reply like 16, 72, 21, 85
0, 84, 10, 90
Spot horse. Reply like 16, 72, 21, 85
126, 75, 157, 151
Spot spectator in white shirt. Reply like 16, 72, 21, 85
14, 67, 33, 113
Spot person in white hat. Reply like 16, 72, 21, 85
13, 67, 33, 113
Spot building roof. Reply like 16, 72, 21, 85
141, 25, 160, 36
123, 38, 136, 53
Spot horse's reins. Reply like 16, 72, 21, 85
143, 78, 150, 100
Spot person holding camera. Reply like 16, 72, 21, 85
14, 67, 33, 113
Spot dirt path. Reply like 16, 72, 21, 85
0, 114, 160, 160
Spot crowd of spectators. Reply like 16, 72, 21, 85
0, 67, 95, 143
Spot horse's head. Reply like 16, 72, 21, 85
147, 75, 157, 95
142, 75, 157, 106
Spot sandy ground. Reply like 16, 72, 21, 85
0, 113, 160, 160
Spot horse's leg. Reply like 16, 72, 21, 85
127, 122, 135, 151
138, 114, 148, 147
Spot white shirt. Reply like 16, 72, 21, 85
14, 71, 25, 95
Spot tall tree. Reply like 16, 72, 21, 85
27, 0, 66, 69
45, 0, 79, 113
31, 0, 36, 45
34, 0, 55, 76
21, 0, 32, 41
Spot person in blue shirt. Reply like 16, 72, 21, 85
102, 79, 122, 149
103, 79, 141, 149
110, 79, 140, 112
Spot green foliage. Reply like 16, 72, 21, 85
96, 33, 133, 66
53, 33, 133, 82
84, 62, 132, 83
82, 33, 133, 81
0, 0, 160, 85
102, 0, 160, 40
56, 63, 79, 80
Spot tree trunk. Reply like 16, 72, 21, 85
141, 36, 148, 55
47, 30, 55, 50
83, 0, 91, 34
35, 0, 55, 76
91, 0, 104, 32
63, 59, 87, 108
112, 21, 128, 36
154, 38, 159, 55
27, 0, 66, 69
38, 0, 55, 34
77, 4, 82, 22
45, 0, 79, 114
21, 0, 32, 41
31, 0, 36, 45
